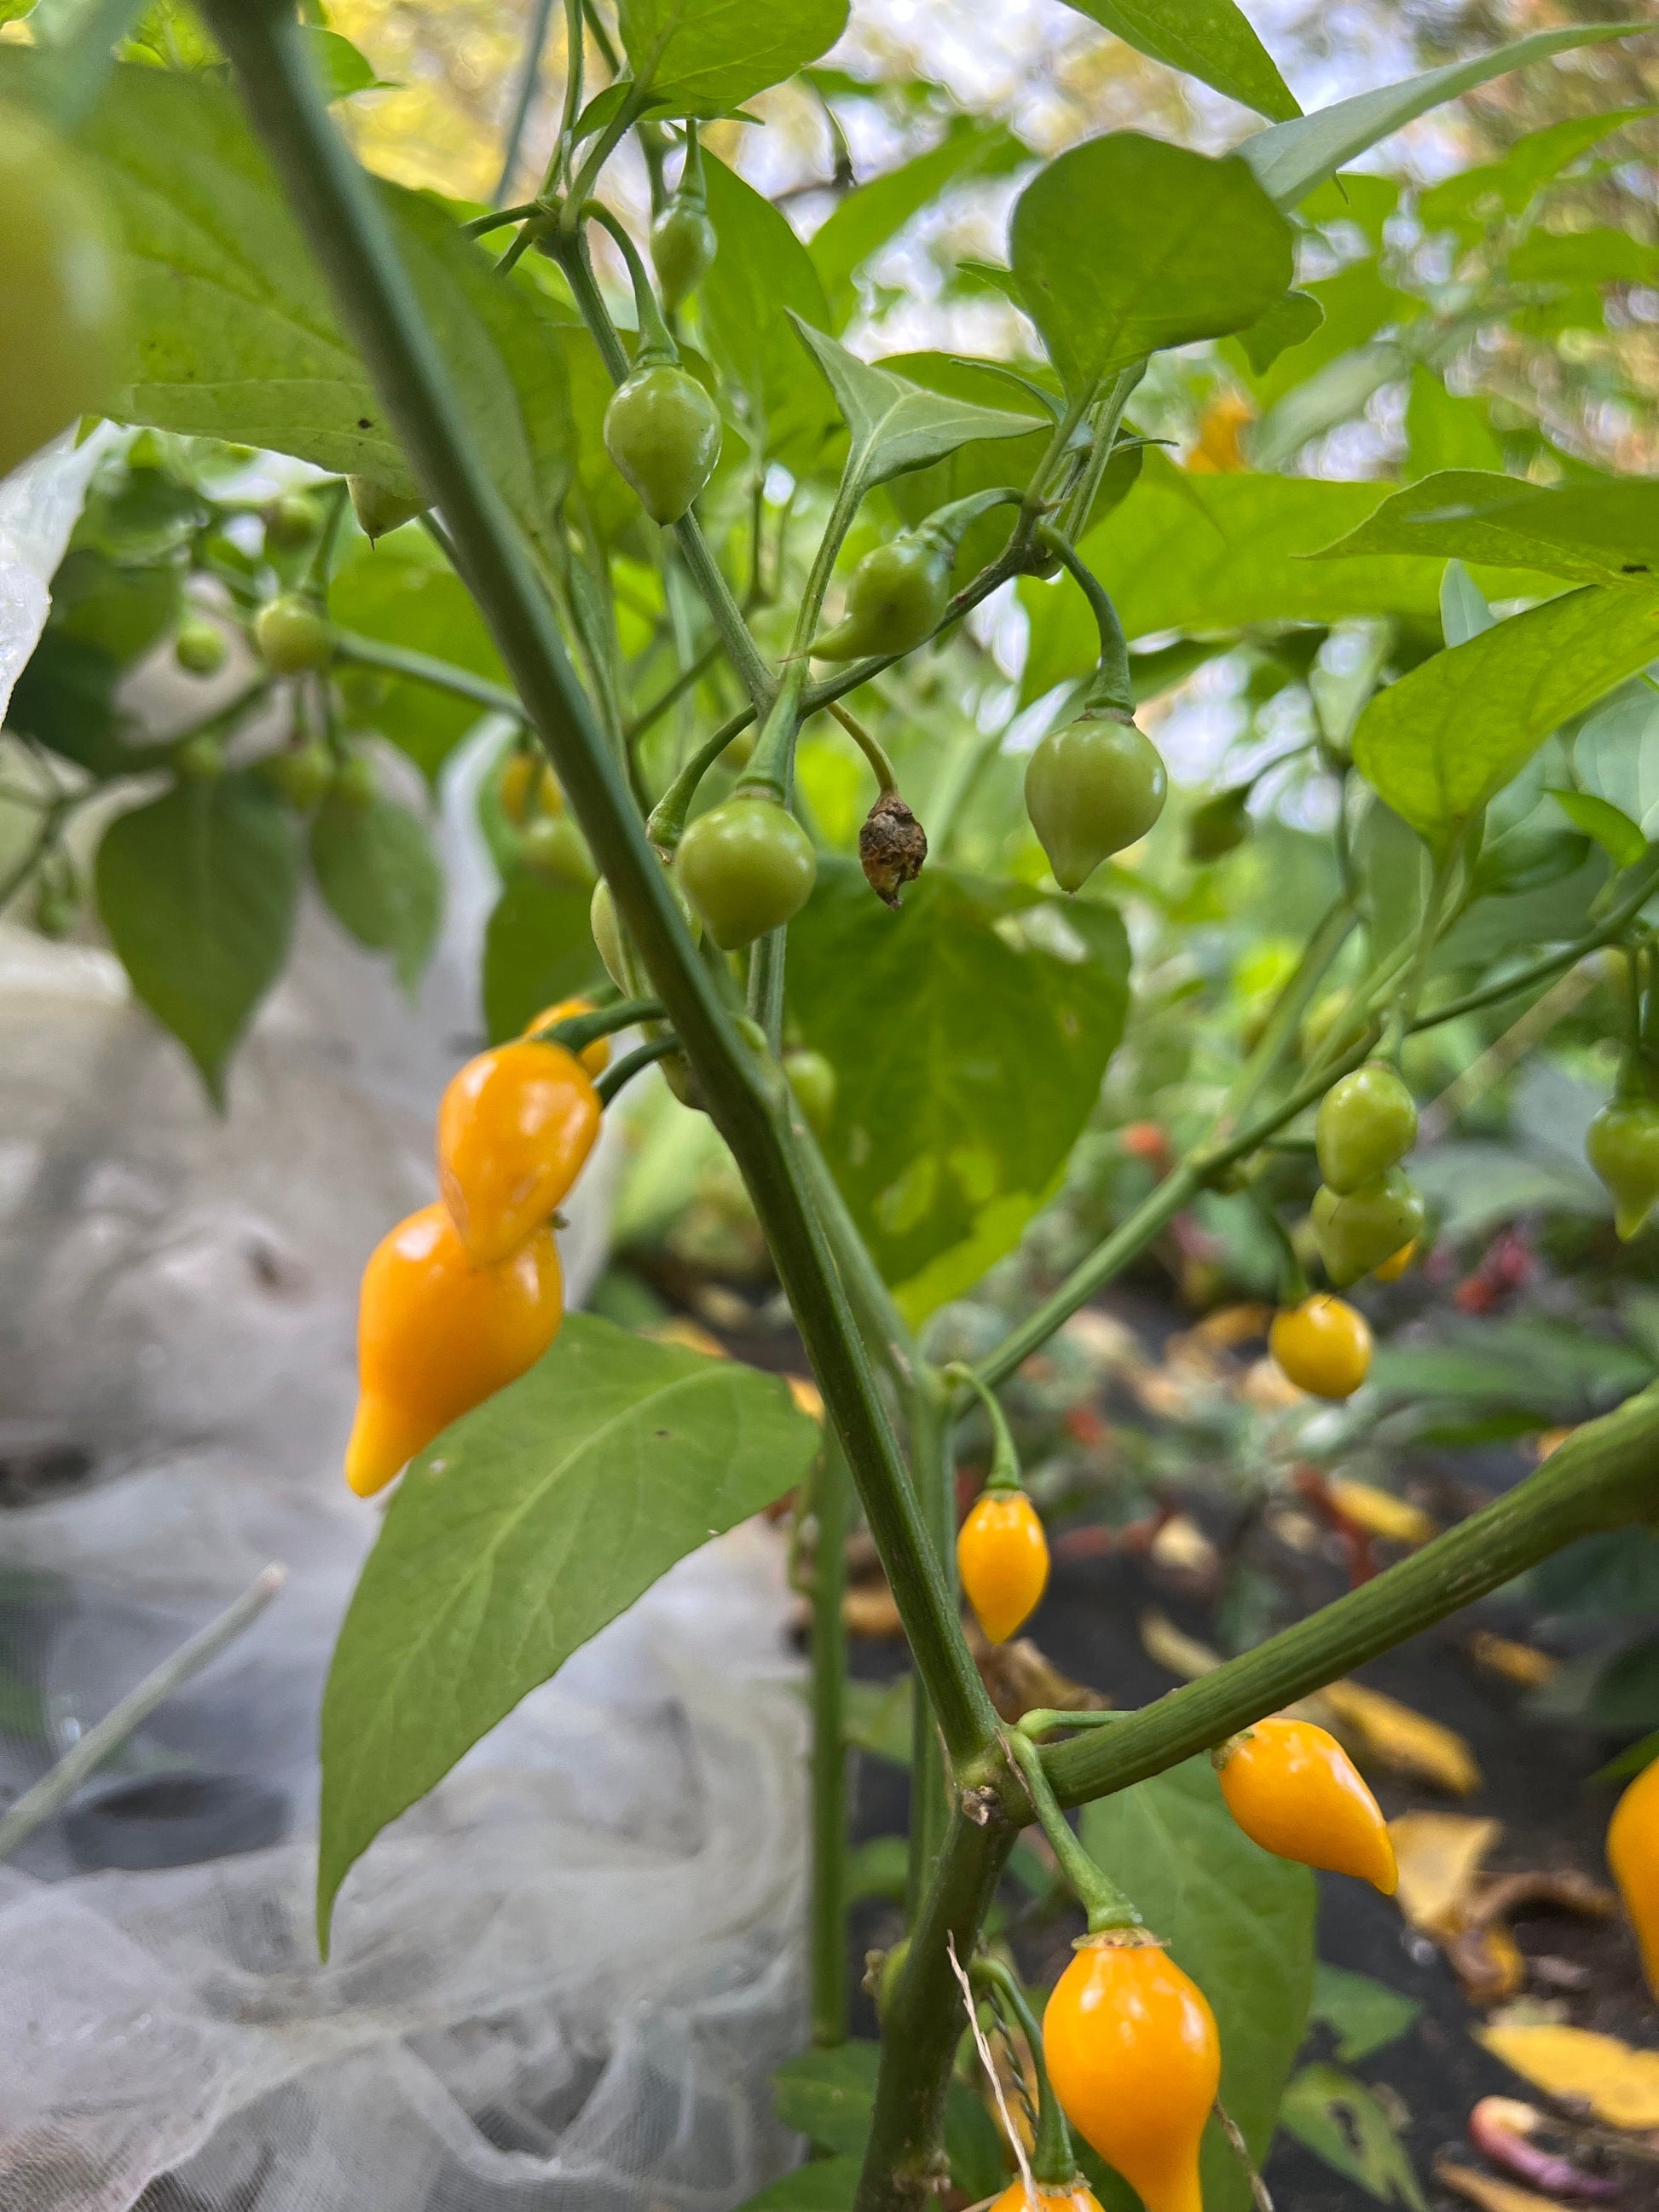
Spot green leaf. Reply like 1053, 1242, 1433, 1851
318, 1314, 820, 1945
1243, 258, 1420, 413
788, 861, 1130, 1321
1055, 0, 1298, 121
773, 2043, 879, 2156
49, 548, 181, 667
1441, 557, 1494, 648
1236, 288, 1324, 374
842, 1673, 913, 1766
1404, 367, 1504, 480
845, 1834, 909, 1903
1239, 26, 1647, 209
1011, 134, 1292, 395
1080, 1757, 1315, 2212
810, 118, 1025, 328
1351, 584, 1659, 850
1279, 2065, 1426, 2209
3, 634, 129, 778
700, 154, 836, 467
303, 26, 396, 98
788, 317, 1040, 494
30, 58, 573, 557
1309, 1961, 1422, 2064
1549, 788, 1647, 869
482, 868, 606, 1042
309, 794, 443, 995
1575, 684, 1659, 837
1315, 468, 1659, 586
1420, 106, 1656, 233
332, 539, 512, 780
1512, 225, 1659, 288
731, 2160, 861, 2212
95, 773, 302, 1105
617, 0, 848, 115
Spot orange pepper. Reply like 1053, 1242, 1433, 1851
344, 1202, 563, 1497
1216, 1715, 1397, 1892
437, 1039, 600, 1267
958, 1490, 1049, 1643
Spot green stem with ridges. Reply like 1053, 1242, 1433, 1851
812, 1438, 851, 2046
204, 0, 997, 1789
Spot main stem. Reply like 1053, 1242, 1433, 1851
812, 1440, 850, 2047
208, 0, 998, 1782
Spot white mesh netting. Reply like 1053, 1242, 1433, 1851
0, 445, 808, 2212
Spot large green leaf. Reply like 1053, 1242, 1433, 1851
1055, 0, 1298, 121
810, 118, 1025, 328
700, 155, 836, 468
768, 2041, 1003, 2202
1309, 1961, 1421, 2065
1010, 135, 1292, 396
1316, 470, 1659, 586
732, 2161, 860, 2211
95, 773, 302, 1105
1351, 585, 1659, 850
789, 318, 1039, 494
1017, 456, 1539, 703
1080, 1758, 1315, 2212
482, 868, 606, 1041
787, 861, 1129, 1321
309, 794, 443, 995
1404, 368, 1504, 480
318, 1313, 820, 1944
332, 538, 512, 780
1239, 26, 1646, 210
26, 57, 573, 556
616, 0, 847, 114
1512, 225, 1659, 288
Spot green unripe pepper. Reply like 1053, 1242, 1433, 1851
810, 536, 951, 662
173, 731, 224, 780
783, 1046, 837, 1135
1024, 710, 1167, 892
1186, 784, 1252, 862
254, 593, 333, 674
175, 617, 228, 677
333, 751, 378, 808
1315, 1062, 1419, 1196
590, 864, 701, 997
263, 490, 320, 550
0, 100, 126, 482
651, 199, 718, 309
1312, 1169, 1426, 1288
263, 740, 336, 811
676, 793, 818, 950
603, 362, 722, 526
522, 811, 595, 887
348, 474, 425, 542
1587, 1097, 1659, 1240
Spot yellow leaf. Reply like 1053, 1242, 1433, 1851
1139, 1608, 1221, 1680
1433, 2155, 1575, 2212
1326, 1476, 1439, 1546
1322, 1679, 1483, 1793
1477, 2024, 1659, 2129
786, 1372, 824, 1422
1390, 1811, 1502, 1935
1147, 1513, 1219, 1574
1467, 1632, 1558, 1689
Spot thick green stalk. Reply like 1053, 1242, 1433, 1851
812, 1440, 851, 2047
854, 1811, 1018, 2212
207, 0, 998, 1779
1046, 1382, 1659, 1809
905, 1371, 955, 1918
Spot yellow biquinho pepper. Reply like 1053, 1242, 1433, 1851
437, 1040, 600, 1268
1215, 1715, 1397, 1892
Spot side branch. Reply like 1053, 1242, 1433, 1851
1045, 1382, 1659, 1809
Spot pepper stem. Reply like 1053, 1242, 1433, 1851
943, 1361, 1022, 1493
1006, 1730, 1144, 1935
646, 722, 746, 853
827, 700, 897, 795
737, 658, 808, 805
969, 1955, 1079, 2188
1036, 525, 1133, 719
581, 199, 678, 363
676, 124, 707, 208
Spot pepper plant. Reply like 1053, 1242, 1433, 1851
5, 1, 1659, 2205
